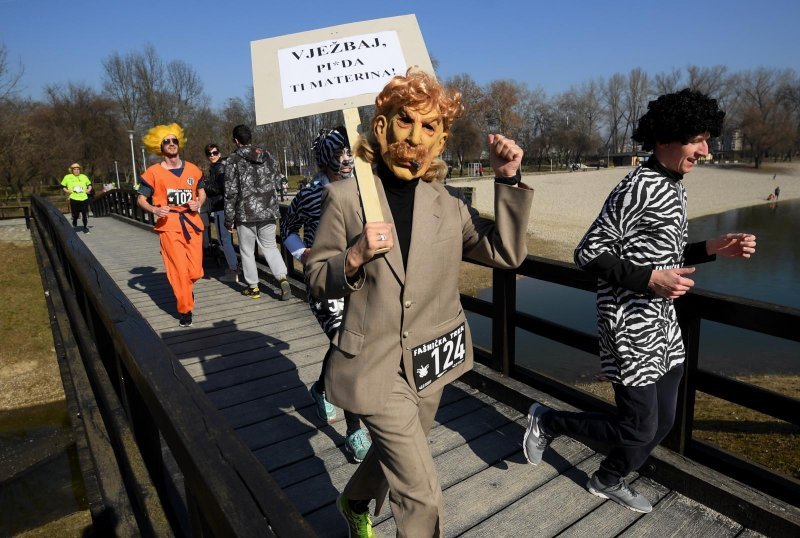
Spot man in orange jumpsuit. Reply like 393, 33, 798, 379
136, 123, 206, 327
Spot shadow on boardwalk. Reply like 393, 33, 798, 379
161, 319, 343, 522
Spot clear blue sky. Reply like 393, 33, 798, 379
2, 0, 799, 109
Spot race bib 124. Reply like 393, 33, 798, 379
411, 322, 466, 391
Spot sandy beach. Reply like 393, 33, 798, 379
450, 161, 800, 262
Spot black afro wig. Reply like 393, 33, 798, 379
632, 89, 725, 151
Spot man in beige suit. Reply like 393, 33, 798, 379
306, 68, 533, 537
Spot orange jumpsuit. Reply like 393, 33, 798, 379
140, 162, 205, 315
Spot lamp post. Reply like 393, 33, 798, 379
141, 146, 147, 172
114, 160, 120, 189
128, 130, 137, 186
283, 147, 289, 177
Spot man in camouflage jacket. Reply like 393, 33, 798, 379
224, 124, 290, 300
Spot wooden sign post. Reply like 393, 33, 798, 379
250, 15, 434, 227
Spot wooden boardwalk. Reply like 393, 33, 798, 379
80, 216, 762, 537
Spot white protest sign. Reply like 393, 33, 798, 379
251, 15, 433, 124
277, 31, 406, 109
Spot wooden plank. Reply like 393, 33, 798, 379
262, 384, 484, 489
192, 345, 328, 388
556, 477, 670, 537
412, 449, 600, 537
620, 491, 742, 537
735, 529, 768, 538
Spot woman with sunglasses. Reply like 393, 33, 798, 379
204, 143, 239, 282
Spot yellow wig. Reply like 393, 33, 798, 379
142, 123, 187, 156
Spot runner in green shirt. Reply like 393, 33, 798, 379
61, 162, 92, 233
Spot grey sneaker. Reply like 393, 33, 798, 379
523, 402, 554, 465
280, 278, 291, 301
345, 428, 371, 463
586, 474, 653, 513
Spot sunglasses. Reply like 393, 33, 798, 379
206, 150, 220, 157
162, 137, 179, 146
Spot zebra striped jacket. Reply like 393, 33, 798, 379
574, 160, 715, 387
281, 173, 342, 337
281, 172, 327, 251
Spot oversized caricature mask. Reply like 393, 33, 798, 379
361, 68, 462, 182
374, 104, 447, 181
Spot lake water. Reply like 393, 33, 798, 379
467, 198, 800, 384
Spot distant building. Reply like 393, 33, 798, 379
608, 151, 650, 167
724, 128, 743, 152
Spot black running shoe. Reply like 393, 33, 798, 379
179, 311, 193, 327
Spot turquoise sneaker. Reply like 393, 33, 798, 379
337, 495, 374, 538
345, 428, 371, 463
310, 381, 336, 422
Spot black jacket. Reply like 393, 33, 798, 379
204, 157, 227, 213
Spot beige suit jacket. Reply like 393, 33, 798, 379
306, 174, 533, 415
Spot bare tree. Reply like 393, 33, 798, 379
132, 44, 169, 125
602, 73, 626, 153
167, 59, 206, 124
517, 87, 549, 168
102, 51, 141, 130
484, 79, 526, 137
446, 74, 486, 173
42, 83, 127, 182
686, 65, 729, 97
622, 68, 651, 150
0, 99, 40, 201
0, 42, 24, 102
735, 68, 797, 167
653, 68, 683, 95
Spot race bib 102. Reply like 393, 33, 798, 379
411, 322, 466, 391
166, 189, 193, 206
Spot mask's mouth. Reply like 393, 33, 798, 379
387, 141, 429, 170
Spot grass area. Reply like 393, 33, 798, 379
0, 241, 90, 536
0, 242, 63, 411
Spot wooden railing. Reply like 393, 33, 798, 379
0, 204, 31, 228
30, 194, 315, 536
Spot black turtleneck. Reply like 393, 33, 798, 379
643, 155, 683, 181
377, 161, 418, 268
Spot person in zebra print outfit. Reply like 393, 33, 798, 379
281, 127, 372, 463
524, 89, 757, 513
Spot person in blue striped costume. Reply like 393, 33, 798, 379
281, 126, 371, 463
523, 89, 757, 513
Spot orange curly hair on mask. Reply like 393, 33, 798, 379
355, 67, 463, 182
142, 123, 187, 156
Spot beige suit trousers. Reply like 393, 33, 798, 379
343, 371, 445, 537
